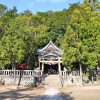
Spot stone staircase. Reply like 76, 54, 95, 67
43, 74, 64, 100
44, 74, 61, 87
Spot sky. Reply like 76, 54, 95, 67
0, 0, 84, 14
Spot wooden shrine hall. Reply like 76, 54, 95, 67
37, 41, 63, 73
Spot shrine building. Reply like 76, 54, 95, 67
37, 41, 63, 73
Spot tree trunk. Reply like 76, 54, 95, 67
12, 62, 16, 85
91, 70, 94, 85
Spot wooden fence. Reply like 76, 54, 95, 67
0, 70, 43, 86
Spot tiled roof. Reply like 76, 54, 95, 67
37, 41, 63, 56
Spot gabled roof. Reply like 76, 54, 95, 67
40, 40, 62, 52
37, 41, 63, 56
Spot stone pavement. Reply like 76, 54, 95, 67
42, 87, 63, 100
42, 74, 64, 100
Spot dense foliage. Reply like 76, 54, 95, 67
62, 0, 100, 70
0, 0, 100, 70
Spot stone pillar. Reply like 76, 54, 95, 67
58, 57, 61, 72
80, 64, 82, 76
58, 62, 61, 72
38, 58, 41, 71
42, 63, 44, 71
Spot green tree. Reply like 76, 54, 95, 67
0, 18, 28, 69
62, 0, 100, 71
22, 10, 32, 16
46, 3, 80, 46
0, 4, 8, 38
62, 9, 87, 72
0, 4, 7, 16
81, 0, 100, 70
18, 14, 50, 68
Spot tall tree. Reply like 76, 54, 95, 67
62, 0, 100, 71
0, 18, 29, 69
62, 9, 87, 71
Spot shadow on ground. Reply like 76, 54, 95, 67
0, 86, 44, 100
61, 92, 74, 100
42, 93, 64, 100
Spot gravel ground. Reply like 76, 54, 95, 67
0, 85, 45, 100
59, 85, 100, 100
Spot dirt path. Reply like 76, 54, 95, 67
0, 85, 45, 100
60, 85, 100, 100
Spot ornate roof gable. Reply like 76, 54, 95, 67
37, 41, 62, 56
39, 40, 62, 52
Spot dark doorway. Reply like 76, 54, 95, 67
44, 64, 49, 74
61, 63, 64, 71
44, 64, 58, 74
52, 64, 58, 73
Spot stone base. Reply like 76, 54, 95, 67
63, 76, 82, 86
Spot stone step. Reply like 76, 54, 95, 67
44, 75, 62, 87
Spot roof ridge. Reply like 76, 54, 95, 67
40, 40, 62, 52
